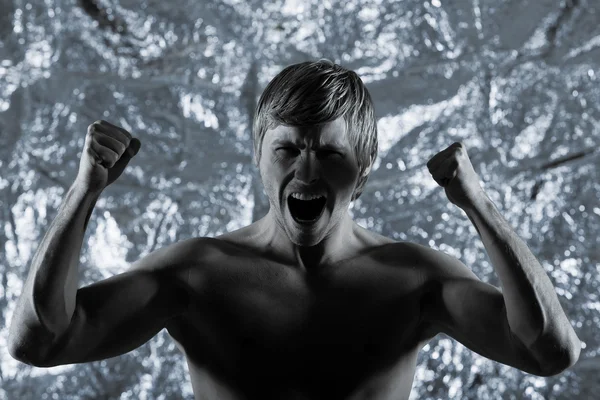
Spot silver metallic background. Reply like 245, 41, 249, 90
0, 0, 599, 398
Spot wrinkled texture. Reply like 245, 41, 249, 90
0, 0, 599, 399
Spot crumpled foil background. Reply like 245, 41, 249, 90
0, 0, 599, 399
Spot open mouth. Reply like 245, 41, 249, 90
287, 195, 327, 224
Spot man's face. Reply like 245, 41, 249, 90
258, 117, 361, 246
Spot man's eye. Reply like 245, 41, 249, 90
275, 148, 341, 158
276, 147, 299, 155
319, 150, 342, 158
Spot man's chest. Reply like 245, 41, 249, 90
172, 254, 428, 380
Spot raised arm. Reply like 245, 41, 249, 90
14, 240, 195, 367
422, 142, 581, 376
7, 120, 192, 367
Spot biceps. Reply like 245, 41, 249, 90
41, 271, 187, 366
425, 279, 543, 375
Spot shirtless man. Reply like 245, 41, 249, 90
9, 60, 581, 400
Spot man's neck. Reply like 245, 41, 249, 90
258, 210, 358, 271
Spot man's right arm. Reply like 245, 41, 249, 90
8, 202, 196, 367
7, 120, 193, 367
8, 182, 99, 365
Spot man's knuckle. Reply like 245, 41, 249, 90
104, 152, 117, 165
116, 143, 127, 155
90, 132, 104, 144
104, 144, 116, 155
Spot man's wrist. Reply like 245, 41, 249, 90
460, 189, 492, 213
70, 179, 103, 199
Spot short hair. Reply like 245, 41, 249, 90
252, 59, 378, 201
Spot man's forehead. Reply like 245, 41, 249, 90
266, 118, 348, 145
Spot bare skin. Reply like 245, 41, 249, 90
8, 119, 581, 400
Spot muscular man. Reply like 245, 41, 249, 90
9, 60, 580, 400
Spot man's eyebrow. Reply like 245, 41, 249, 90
320, 140, 344, 148
272, 139, 302, 146
272, 139, 345, 149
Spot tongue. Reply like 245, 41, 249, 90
289, 197, 326, 222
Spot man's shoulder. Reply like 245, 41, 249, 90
392, 241, 477, 284
366, 240, 433, 265
130, 236, 225, 275
369, 241, 464, 277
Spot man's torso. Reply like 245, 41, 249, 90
165, 223, 438, 400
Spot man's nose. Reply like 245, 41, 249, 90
295, 151, 320, 184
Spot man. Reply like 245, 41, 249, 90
9, 60, 580, 400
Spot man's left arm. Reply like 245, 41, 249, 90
463, 185, 580, 372
426, 142, 581, 375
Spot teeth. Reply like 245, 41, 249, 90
290, 193, 325, 201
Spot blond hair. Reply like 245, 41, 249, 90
253, 59, 378, 201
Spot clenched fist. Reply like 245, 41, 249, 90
75, 120, 141, 193
426, 142, 484, 210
